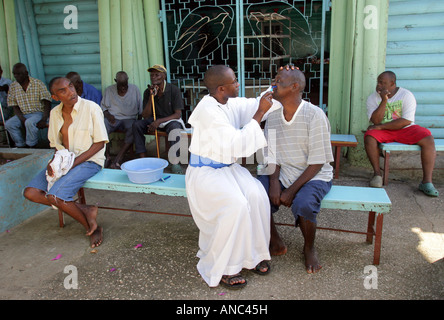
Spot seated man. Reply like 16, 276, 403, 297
258, 65, 334, 274
132, 65, 185, 174
23, 77, 109, 248
364, 71, 438, 196
66, 71, 102, 106
101, 71, 142, 168
0, 65, 13, 121
5, 63, 51, 148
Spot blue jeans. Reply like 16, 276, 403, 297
5, 112, 43, 147
258, 174, 332, 225
26, 161, 101, 202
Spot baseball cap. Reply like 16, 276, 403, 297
148, 64, 167, 73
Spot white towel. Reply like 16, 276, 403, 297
46, 149, 76, 191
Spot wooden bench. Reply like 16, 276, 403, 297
330, 134, 358, 179
379, 139, 444, 185
59, 168, 391, 265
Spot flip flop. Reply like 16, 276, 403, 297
220, 274, 247, 290
253, 260, 271, 276
419, 182, 439, 197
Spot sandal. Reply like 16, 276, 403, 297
220, 274, 247, 290
253, 260, 271, 276
419, 182, 439, 197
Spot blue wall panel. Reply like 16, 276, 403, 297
387, 0, 444, 138
32, 0, 102, 90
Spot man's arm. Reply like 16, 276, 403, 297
147, 109, 182, 132
12, 105, 26, 124
36, 100, 51, 129
71, 141, 106, 168
269, 164, 282, 207
280, 164, 323, 207
368, 90, 412, 130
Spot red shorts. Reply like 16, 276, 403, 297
365, 125, 432, 145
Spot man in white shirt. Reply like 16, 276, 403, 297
365, 71, 438, 196
186, 65, 277, 289
101, 71, 142, 168
259, 65, 333, 274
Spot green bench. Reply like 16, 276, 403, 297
59, 168, 391, 265
379, 139, 444, 185
148, 130, 358, 179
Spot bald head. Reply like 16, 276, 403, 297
277, 65, 306, 92
204, 65, 232, 95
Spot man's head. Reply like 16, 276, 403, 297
66, 72, 83, 95
148, 64, 167, 86
272, 65, 306, 102
115, 71, 129, 96
12, 63, 29, 85
376, 71, 397, 94
49, 77, 78, 107
204, 65, 239, 100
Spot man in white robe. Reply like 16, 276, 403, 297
185, 65, 279, 289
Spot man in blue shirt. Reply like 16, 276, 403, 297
66, 72, 102, 106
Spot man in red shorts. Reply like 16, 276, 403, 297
364, 71, 438, 197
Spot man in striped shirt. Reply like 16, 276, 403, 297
259, 65, 334, 274
5, 63, 51, 148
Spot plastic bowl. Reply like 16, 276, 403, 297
121, 158, 169, 184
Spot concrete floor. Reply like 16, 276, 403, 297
0, 155, 443, 303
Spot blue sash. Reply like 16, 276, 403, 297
189, 153, 232, 169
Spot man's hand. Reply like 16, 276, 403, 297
46, 160, 54, 177
147, 119, 161, 132
377, 89, 390, 101
253, 91, 273, 123
367, 124, 382, 131
36, 119, 47, 129
104, 111, 116, 125
149, 85, 159, 96
269, 179, 282, 207
280, 188, 296, 207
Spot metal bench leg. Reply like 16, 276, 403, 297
373, 213, 384, 265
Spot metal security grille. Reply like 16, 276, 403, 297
160, 0, 330, 122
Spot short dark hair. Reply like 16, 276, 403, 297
203, 65, 231, 94
48, 77, 64, 94
381, 71, 397, 83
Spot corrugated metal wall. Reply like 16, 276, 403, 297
386, 0, 444, 138
33, 0, 101, 90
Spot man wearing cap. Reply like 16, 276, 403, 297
132, 64, 185, 174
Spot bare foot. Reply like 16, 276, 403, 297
80, 205, 98, 236
270, 241, 287, 256
90, 226, 103, 248
304, 247, 322, 274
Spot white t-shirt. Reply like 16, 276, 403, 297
366, 87, 416, 127
264, 100, 334, 187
